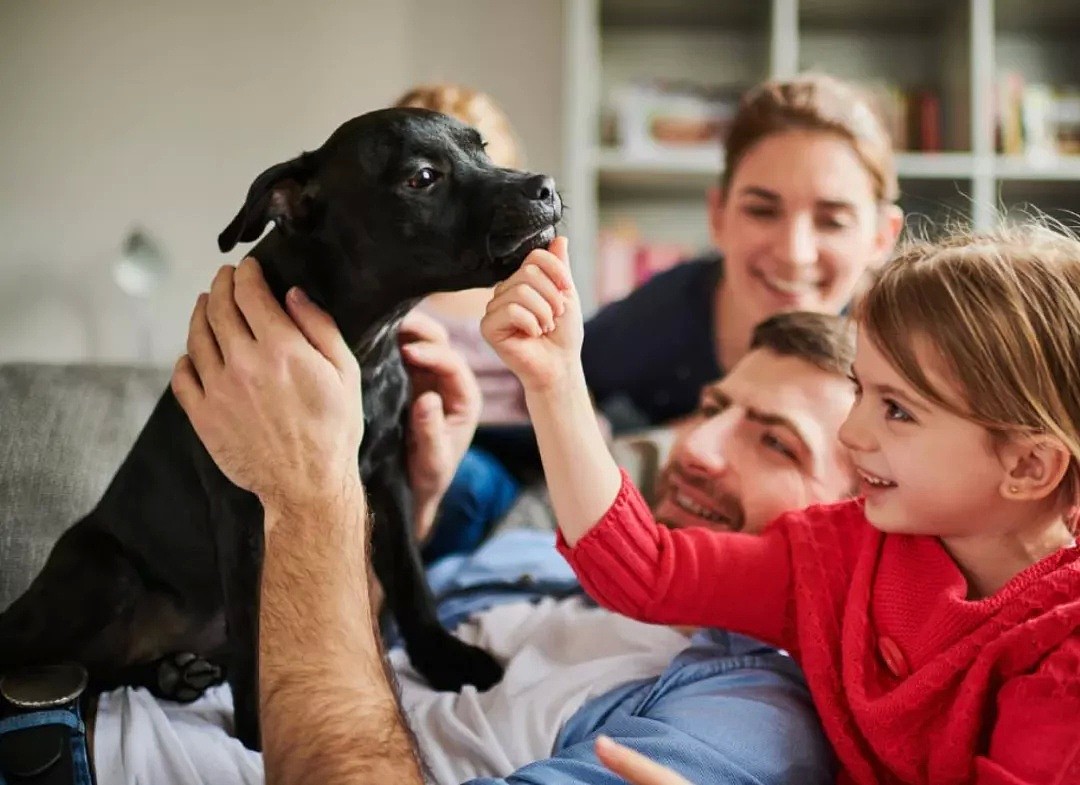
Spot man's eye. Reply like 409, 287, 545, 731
762, 432, 797, 461
406, 168, 442, 189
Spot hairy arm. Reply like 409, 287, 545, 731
171, 258, 426, 784
258, 483, 424, 785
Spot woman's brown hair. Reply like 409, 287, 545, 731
723, 73, 899, 204
394, 83, 523, 170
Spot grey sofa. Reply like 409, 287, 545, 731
0, 362, 672, 614
0, 363, 170, 610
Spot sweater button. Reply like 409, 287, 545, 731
877, 636, 909, 679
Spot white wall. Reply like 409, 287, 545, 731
0, 0, 564, 365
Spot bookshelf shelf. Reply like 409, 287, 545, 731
595, 149, 982, 192
563, 0, 1080, 313
994, 156, 1080, 181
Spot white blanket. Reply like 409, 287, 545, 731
93, 597, 690, 784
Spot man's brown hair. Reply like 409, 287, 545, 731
750, 311, 855, 378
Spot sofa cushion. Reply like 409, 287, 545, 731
0, 363, 168, 610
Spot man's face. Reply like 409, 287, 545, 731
654, 348, 856, 534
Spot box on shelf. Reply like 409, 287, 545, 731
606, 81, 742, 164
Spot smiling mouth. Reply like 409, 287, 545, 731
752, 269, 824, 298
856, 468, 897, 488
671, 492, 732, 525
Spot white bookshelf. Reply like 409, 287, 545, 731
561, 0, 1080, 313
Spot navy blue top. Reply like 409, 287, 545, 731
582, 255, 723, 430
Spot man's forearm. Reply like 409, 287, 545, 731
259, 479, 424, 785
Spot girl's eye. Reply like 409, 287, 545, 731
407, 167, 442, 189
699, 402, 720, 417
762, 432, 797, 461
744, 205, 777, 219
884, 399, 914, 423
847, 374, 862, 397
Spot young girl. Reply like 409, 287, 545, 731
482, 228, 1080, 784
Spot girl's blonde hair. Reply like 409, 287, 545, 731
856, 223, 1080, 515
394, 83, 524, 170
723, 73, 898, 203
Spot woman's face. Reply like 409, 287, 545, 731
710, 129, 901, 322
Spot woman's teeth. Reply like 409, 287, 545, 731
760, 273, 820, 295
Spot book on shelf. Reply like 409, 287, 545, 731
996, 71, 1080, 159
596, 224, 694, 306
859, 82, 943, 152
602, 79, 945, 163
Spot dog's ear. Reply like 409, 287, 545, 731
218, 153, 319, 253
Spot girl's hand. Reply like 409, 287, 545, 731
481, 237, 581, 393
595, 736, 693, 785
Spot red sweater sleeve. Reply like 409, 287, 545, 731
973, 639, 1080, 784
556, 469, 796, 651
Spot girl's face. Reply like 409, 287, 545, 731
710, 130, 901, 324
838, 330, 1016, 537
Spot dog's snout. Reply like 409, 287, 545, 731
523, 174, 556, 204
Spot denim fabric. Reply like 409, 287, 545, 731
422, 447, 520, 565
419, 531, 834, 785
0, 703, 93, 785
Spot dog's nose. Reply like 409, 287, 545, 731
523, 174, 556, 204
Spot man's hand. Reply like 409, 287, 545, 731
481, 236, 581, 393
595, 736, 693, 785
398, 309, 482, 542
171, 257, 364, 517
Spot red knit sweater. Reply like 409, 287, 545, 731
557, 471, 1080, 785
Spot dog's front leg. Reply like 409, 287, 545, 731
210, 489, 265, 751
367, 466, 504, 693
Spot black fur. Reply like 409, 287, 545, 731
0, 108, 561, 750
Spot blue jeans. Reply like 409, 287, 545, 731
422, 447, 520, 564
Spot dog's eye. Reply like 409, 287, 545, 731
406, 168, 442, 189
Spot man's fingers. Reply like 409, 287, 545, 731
409, 391, 449, 465
399, 309, 451, 345
400, 342, 478, 416
207, 265, 254, 358
171, 354, 204, 418
233, 257, 302, 343
285, 286, 355, 373
595, 736, 692, 785
187, 293, 223, 381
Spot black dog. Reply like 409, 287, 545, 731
0, 107, 561, 750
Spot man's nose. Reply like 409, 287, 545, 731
676, 411, 739, 478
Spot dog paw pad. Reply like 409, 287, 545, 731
156, 652, 223, 702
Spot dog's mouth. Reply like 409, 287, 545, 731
489, 221, 559, 268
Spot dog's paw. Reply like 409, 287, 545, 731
412, 636, 504, 693
156, 652, 224, 702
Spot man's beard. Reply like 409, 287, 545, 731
653, 465, 746, 532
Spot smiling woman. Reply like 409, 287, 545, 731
582, 73, 905, 432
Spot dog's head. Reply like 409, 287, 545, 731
218, 108, 562, 312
